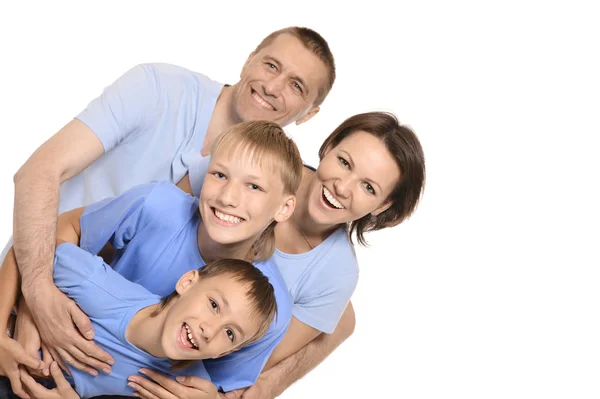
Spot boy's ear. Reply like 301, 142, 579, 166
273, 195, 296, 223
175, 270, 199, 295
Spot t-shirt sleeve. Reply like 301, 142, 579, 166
182, 152, 210, 198
75, 64, 160, 153
202, 263, 293, 392
79, 182, 158, 255
53, 242, 157, 318
293, 270, 358, 334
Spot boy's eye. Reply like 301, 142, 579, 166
225, 328, 235, 342
248, 183, 261, 191
209, 299, 219, 312
338, 157, 350, 168
213, 172, 226, 179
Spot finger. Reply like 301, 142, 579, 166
51, 347, 71, 375
19, 369, 50, 398
8, 369, 30, 399
171, 373, 215, 392
41, 343, 53, 376
128, 381, 164, 399
69, 302, 95, 340
10, 341, 44, 371
139, 368, 186, 393
128, 375, 177, 399
225, 389, 245, 399
64, 336, 113, 373
56, 346, 98, 376
49, 362, 72, 391
73, 337, 115, 373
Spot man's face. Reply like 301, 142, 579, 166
232, 33, 329, 127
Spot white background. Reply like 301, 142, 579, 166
1, 1, 599, 398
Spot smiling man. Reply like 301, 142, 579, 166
3, 26, 341, 399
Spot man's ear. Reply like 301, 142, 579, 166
295, 106, 320, 125
175, 270, 199, 295
273, 195, 296, 223
240, 51, 256, 78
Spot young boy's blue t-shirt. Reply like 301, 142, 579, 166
79, 181, 293, 392
53, 243, 209, 398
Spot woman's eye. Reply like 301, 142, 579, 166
226, 328, 235, 342
338, 157, 350, 168
364, 183, 376, 195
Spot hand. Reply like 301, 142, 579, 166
21, 281, 114, 376
14, 296, 51, 377
225, 378, 275, 399
20, 361, 80, 399
128, 368, 218, 399
0, 336, 44, 399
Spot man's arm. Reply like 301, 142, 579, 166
12, 121, 113, 374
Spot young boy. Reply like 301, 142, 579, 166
0, 241, 276, 398
2, 120, 303, 395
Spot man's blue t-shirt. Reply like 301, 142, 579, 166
1, 63, 221, 264
53, 243, 209, 398
79, 181, 293, 391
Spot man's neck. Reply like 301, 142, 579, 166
201, 85, 239, 156
126, 304, 168, 358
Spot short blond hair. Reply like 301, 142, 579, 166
211, 120, 303, 261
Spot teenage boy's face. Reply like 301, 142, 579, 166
232, 33, 329, 127
161, 271, 262, 360
198, 145, 294, 248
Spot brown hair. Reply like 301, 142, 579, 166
153, 258, 277, 369
318, 112, 426, 246
211, 120, 303, 261
254, 27, 335, 106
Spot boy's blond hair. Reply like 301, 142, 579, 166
211, 120, 303, 261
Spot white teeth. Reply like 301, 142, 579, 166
251, 91, 275, 110
184, 323, 198, 349
323, 187, 345, 209
214, 209, 242, 224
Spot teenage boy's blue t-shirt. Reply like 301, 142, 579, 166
53, 242, 210, 398
79, 181, 293, 392
187, 155, 359, 334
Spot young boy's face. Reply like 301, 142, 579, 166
198, 145, 295, 248
160, 270, 262, 360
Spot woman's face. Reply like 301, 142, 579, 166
306, 130, 401, 227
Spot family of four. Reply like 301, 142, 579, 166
0, 26, 426, 399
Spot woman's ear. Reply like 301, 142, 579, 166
273, 195, 296, 223
371, 200, 394, 217
175, 270, 199, 295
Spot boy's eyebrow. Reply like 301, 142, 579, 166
265, 56, 309, 94
340, 150, 383, 193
